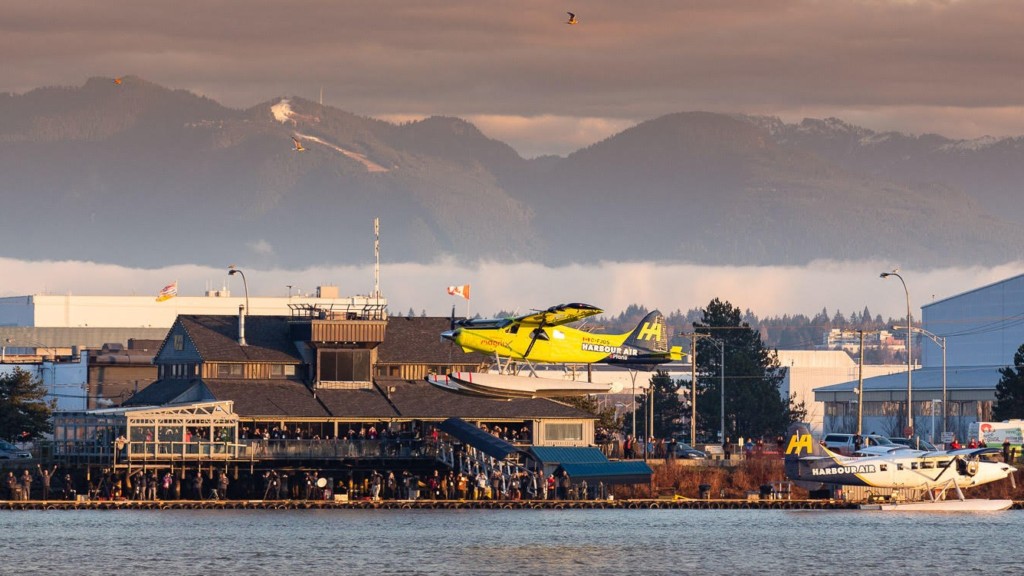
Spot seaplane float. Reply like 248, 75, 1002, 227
784, 423, 1018, 511
426, 303, 683, 398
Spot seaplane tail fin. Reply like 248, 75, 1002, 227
784, 422, 829, 488
622, 310, 669, 353
784, 422, 823, 462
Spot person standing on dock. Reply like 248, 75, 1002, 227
192, 471, 204, 500
6, 471, 19, 500
370, 471, 382, 501
37, 465, 57, 500
147, 470, 158, 500
63, 474, 75, 500
21, 469, 33, 500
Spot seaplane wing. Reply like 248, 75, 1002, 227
784, 422, 1017, 509
513, 303, 603, 326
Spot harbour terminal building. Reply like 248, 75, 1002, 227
815, 273, 1024, 444
3, 288, 649, 496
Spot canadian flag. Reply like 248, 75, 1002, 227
446, 284, 470, 300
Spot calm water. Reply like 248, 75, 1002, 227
1, 509, 1020, 575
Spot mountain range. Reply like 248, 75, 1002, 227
2, 76, 1023, 269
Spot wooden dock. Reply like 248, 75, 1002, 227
6, 498, 1013, 511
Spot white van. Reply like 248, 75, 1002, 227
821, 433, 895, 456
970, 420, 1024, 448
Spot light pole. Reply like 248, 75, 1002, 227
881, 270, 913, 435
897, 325, 946, 439
629, 370, 638, 441
228, 265, 249, 313
686, 333, 723, 447
717, 340, 725, 447
697, 338, 726, 445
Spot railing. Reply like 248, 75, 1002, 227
238, 438, 437, 460
120, 441, 247, 461
44, 438, 446, 466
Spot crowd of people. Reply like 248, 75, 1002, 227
4, 465, 73, 501
2, 464, 604, 501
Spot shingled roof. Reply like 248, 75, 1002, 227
123, 378, 199, 406
315, 387, 402, 419
377, 316, 490, 365
377, 377, 594, 420
176, 315, 302, 363
202, 379, 329, 418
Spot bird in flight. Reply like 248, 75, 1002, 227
567, 12, 578, 25
291, 136, 307, 152
113, 77, 123, 85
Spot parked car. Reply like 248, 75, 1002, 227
0, 440, 31, 459
673, 442, 707, 459
889, 437, 938, 451
821, 433, 896, 456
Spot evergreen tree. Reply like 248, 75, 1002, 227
559, 394, 621, 431
633, 370, 684, 440
994, 344, 1024, 420
0, 368, 53, 441
693, 298, 796, 442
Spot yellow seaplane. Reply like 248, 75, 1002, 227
426, 303, 683, 398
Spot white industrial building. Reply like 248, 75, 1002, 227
0, 286, 388, 409
778, 350, 907, 437
0, 286, 386, 329
815, 273, 1024, 443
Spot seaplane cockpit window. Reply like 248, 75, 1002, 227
936, 460, 950, 469
508, 324, 520, 334
896, 463, 905, 471
910, 462, 919, 470
921, 461, 935, 469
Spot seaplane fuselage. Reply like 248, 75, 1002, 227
442, 305, 681, 369
784, 423, 1016, 493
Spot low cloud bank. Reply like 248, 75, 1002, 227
2, 257, 1021, 321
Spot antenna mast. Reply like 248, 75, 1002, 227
374, 217, 381, 299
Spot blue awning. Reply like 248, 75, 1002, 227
530, 446, 609, 465
439, 417, 523, 460
557, 461, 653, 485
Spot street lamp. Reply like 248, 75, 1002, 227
896, 325, 946, 439
881, 270, 913, 435
686, 333, 725, 448
629, 369, 638, 441
228, 265, 249, 314
699, 338, 726, 446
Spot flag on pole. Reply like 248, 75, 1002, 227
156, 281, 178, 302
446, 284, 470, 300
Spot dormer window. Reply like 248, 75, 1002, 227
217, 364, 243, 377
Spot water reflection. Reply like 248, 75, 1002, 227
2, 509, 1021, 575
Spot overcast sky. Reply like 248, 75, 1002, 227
4, 1, 1024, 319
4, 0, 1024, 157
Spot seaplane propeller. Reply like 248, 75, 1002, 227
522, 321, 549, 359
932, 456, 959, 483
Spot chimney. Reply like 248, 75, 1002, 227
238, 304, 247, 346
